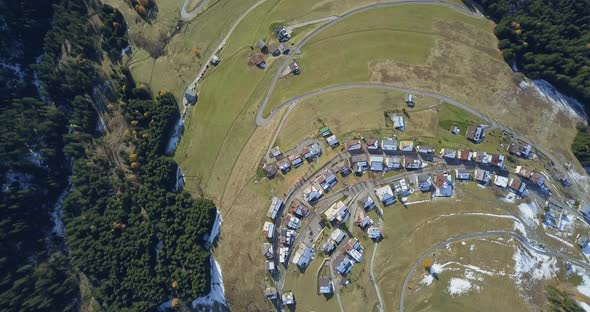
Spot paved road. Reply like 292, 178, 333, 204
180, 0, 211, 21
398, 230, 590, 312
370, 224, 384, 312
258, 82, 589, 214
182, 0, 270, 105
285, 16, 338, 33
254, 0, 481, 124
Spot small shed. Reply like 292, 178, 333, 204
278, 43, 291, 55
256, 40, 268, 53
262, 163, 277, 179
210, 55, 220, 66
269, 44, 280, 57
318, 278, 333, 295
282, 291, 295, 305
391, 114, 406, 131
405, 94, 415, 107
288, 61, 301, 75
249, 53, 267, 69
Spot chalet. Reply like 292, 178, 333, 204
315, 170, 338, 191
265, 260, 275, 272
385, 155, 402, 170
530, 172, 545, 187
326, 134, 339, 148
494, 175, 509, 188
440, 148, 457, 160
262, 243, 274, 259
290, 199, 310, 218
366, 138, 380, 153
473, 151, 489, 165
350, 154, 368, 175
399, 140, 414, 151
324, 201, 350, 223
381, 138, 398, 154
285, 214, 301, 230
474, 169, 490, 184
433, 174, 453, 197
291, 243, 313, 269
544, 206, 561, 229
364, 196, 376, 211
391, 114, 406, 131
267, 197, 282, 220
346, 247, 363, 263
346, 139, 363, 154
274, 25, 290, 42
558, 174, 571, 187
278, 42, 290, 55
270, 146, 282, 158
320, 127, 332, 137
333, 253, 354, 275
367, 227, 382, 240
579, 236, 590, 256
392, 178, 411, 196
508, 142, 532, 158
264, 287, 278, 300
370, 155, 384, 172
301, 143, 321, 161
455, 169, 471, 181
322, 240, 336, 255
466, 125, 486, 143
282, 291, 295, 306
262, 163, 277, 178
417, 145, 435, 154
277, 158, 291, 173
330, 228, 345, 244
418, 174, 433, 192
340, 166, 351, 176
256, 40, 268, 53
508, 176, 527, 196
319, 278, 333, 295
184, 88, 197, 105
452, 126, 460, 135
344, 238, 364, 254
279, 247, 289, 263
490, 154, 505, 168
288, 61, 300, 75
515, 165, 533, 179
210, 55, 220, 66
262, 221, 275, 239
375, 185, 396, 206
405, 94, 416, 107
458, 149, 472, 162
280, 228, 296, 246
403, 155, 422, 170
269, 44, 280, 57
355, 213, 374, 229
303, 184, 323, 202
288, 154, 304, 168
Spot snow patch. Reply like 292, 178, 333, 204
518, 202, 540, 228
513, 221, 527, 237
578, 301, 590, 312
513, 247, 558, 284
165, 116, 184, 155
192, 257, 226, 309
51, 179, 71, 237
448, 278, 474, 296
204, 209, 222, 247
174, 166, 185, 192
421, 274, 434, 286
526, 79, 587, 120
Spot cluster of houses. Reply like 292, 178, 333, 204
264, 287, 296, 307
263, 197, 315, 271
345, 138, 425, 175
251, 25, 301, 75
263, 141, 323, 178
332, 237, 365, 277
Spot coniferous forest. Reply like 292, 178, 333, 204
1, 1, 214, 311
475, 0, 590, 167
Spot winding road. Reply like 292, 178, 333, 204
398, 230, 590, 312
180, 0, 211, 21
